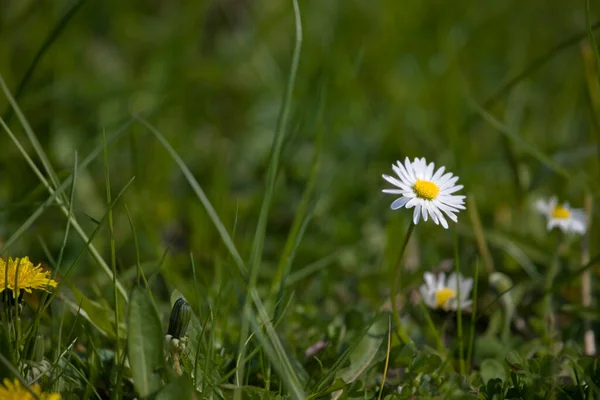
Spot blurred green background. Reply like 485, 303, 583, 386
0, 0, 598, 322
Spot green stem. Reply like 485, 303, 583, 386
419, 300, 445, 355
544, 234, 563, 345
466, 257, 479, 372
390, 221, 415, 344
454, 231, 465, 376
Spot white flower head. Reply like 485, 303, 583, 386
382, 157, 466, 229
535, 197, 587, 235
419, 272, 473, 311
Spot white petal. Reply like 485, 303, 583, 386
427, 203, 440, 224
391, 197, 410, 210
425, 161, 435, 180
447, 273, 458, 292
436, 172, 454, 187
405, 197, 419, 209
437, 203, 459, 222
413, 205, 421, 224
460, 277, 473, 300
424, 272, 437, 290
392, 163, 413, 184
419, 285, 431, 304
436, 273, 446, 290
435, 209, 449, 229
441, 184, 463, 194
459, 299, 472, 309
382, 189, 404, 194
382, 174, 404, 188
534, 198, 550, 215
431, 166, 446, 181
412, 158, 425, 179
421, 203, 428, 221
440, 176, 459, 190
404, 158, 416, 181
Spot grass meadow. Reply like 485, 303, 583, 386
1, 0, 600, 398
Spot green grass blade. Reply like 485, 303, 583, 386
0, 169, 72, 255
467, 96, 570, 179
137, 116, 246, 276
41, 177, 136, 314
467, 258, 480, 371
248, 291, 306, 399
476, 21, 600, 115
139, 117, 306, 397
0, 354, 41, 400
237, 0, 303, 391
269, 87, 323, 298
0, 73, 63, 201
585, 2, 600, 75
103, 131, 122, 371
1, 0, 87, 124
0, 115, 131, 301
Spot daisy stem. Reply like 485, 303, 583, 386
390, 221, 414, 345
454, 231, 465, 376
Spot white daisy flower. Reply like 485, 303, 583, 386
382, 157, 466, 229
535, 197, 587, 235
419, 272, 473, 311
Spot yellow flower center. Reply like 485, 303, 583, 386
551, 206, 571, 219
435, 288, 456, 308
413, 179, 440, 200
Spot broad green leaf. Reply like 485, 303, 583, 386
128, 287, 165, 397
67, 286, 126, 339
332, 314, 387, 400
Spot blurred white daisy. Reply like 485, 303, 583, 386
419, 272, 473, 311
535, 197, 587, 235
382, 157, 466, 229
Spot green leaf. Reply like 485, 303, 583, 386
67, 285, 126, 339
128, 287, 165, 397
481, 358, 507, 385
336, 314, 387, 384
154, 376, 194, 400
410, 352, 442, 375
393, 344, 416, 368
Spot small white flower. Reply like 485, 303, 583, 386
535, 197, 587, 235
419, 272, 473, 311
382, 157, 466, 229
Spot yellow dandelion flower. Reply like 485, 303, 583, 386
0, 378, 60, 400
0, 257, 57, 297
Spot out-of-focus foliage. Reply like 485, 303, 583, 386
1, 0, 600, 398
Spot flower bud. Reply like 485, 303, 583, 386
167, 298, 191, 339
29, 333, 45, 362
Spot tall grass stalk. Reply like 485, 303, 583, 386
140, 118, 307, 397
103, 132, 122, 372
453, 231, 465, 376
0, 111, 130, 301
582, 196, 595, 355
467, 258, 479, 371
377, 316, 392, 400
419, 300, 445, 355
231, 0, 303, 395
